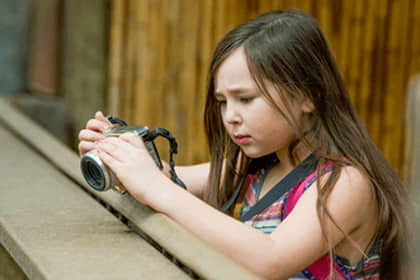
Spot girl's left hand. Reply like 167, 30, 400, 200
96, 132, 167, 204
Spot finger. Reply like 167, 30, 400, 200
97, 139, 130, 161
119, 132, 145, 149
78, 141, 97, 156
97, 148, 122, 171
86, 118, 111, 132
95, 111, 112, 126
78, 129, 105, 142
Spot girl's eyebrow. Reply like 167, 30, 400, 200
214, 86, 257, 95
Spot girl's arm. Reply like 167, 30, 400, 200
173, 163, 210, 198
162, 161, 210, 198
97, 133, 376, 280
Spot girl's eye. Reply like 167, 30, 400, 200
240, 97, 254, 103
215, 99, 226, 105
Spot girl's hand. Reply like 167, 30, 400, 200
96, 132, 167, 204
78, 111, 112, 156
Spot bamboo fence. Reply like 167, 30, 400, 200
107, 0, 420, 176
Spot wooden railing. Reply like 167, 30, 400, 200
0, 97, 256, 279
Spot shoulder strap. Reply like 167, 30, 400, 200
239, 153, 318, 222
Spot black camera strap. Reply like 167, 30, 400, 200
106, 115, 127, 127
145, 127, 187, 189
221, 153, 318, 222
106, 116, 187, 189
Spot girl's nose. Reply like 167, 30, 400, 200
224, 104, 242, 125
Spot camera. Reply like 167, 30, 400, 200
80, 126, 163, 192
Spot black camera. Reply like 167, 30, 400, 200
80, 126, 163, 192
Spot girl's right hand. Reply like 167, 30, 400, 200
78, 111, 112, 156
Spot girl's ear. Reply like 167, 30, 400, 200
301, 98, 315, 113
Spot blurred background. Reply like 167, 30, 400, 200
1, 0, 419, 180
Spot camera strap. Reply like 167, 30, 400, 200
221, 153, 318, 222
106, 116, 187, 189
106, 115, 127, 126
145, 127, 187, 189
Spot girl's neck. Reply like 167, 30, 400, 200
258, 147, 312, 199
275, 145, 312, 175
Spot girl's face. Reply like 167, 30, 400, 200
214, 48, 307, 159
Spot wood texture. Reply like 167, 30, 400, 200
404, 75, 420, 278
107, 0, 420, 175
61, 0, 108, 150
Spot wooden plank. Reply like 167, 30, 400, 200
368, 0, 388, 149
404, 75, 420, 278
214, 0, 228, 44
395, 0, 412, 171
294, 0, 311, 13
27, 0, 59, 96
60, 0, 107, 149
336, 0, 353, 90
163, 0, 180, 144
347, 0, 364, 109
195, 0, 214, 162
358, 0, 376, 123
120, 0, 137, 123
178, 0, 200, 163
257, 0, 274, 14
409, 0, 420, 76
0, 98, 257, 280
383, 0, 404, 171
108, 0, 125, 116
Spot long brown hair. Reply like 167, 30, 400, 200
203, 9, 411, 279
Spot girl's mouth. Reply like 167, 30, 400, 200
234, 135, 251, 145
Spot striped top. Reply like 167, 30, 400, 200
240, 162, 381, 279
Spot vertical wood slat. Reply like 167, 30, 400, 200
108, 0, 420, 175
368, 1, 388, 150
358, 0, 376, 123
410, 1, 420, 87
336, 0, 353, 100
195, 0, 214, 162
108, 0, 124, 116
132, 0, 149, 126
120, 0, 136, 123
384, 0, 408, 170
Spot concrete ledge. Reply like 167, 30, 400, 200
0, 243, 26, 280
0, 97, 256, 279
0, 108, 189, 279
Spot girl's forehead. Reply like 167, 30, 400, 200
214, 48, 257, 93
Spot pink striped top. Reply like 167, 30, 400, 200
240, 162, 380, 279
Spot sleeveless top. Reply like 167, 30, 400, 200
239, 161, 381, 280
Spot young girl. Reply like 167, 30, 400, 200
78, 10, 410, 279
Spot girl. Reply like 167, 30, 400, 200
78, 10, 410, 279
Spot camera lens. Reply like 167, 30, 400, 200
81, 156, 107, 191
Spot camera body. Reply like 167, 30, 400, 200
80, 126, 163, 192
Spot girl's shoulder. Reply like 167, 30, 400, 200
298, 159, 373, 201
289, 162, 377, 242
327, 164, 374, 204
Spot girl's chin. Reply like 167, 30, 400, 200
241, 148, 273, 159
